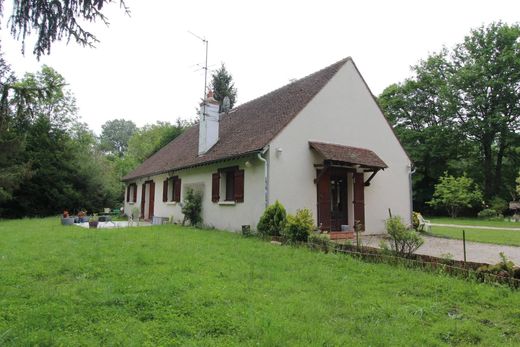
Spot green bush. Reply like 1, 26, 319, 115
181, 188, 203, 226
477, 253, 520, 280
385, 216, 424, 257
282, 208, 315, 242
489, 197, 508, 215
412, 212, 421, 231
477, 208, 498, 219
257, 200, 287, 237
308, 233, 334, 253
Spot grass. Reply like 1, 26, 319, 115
429, 226, 520, 247
429, 217, 520, 229
1, 218, 520, 346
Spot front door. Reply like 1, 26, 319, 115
317, 169, 348, 231
330, 175, 348, 231
141, 180, 155, 220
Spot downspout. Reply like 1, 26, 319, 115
257, 146, 269, 209
408, 164, 416, 221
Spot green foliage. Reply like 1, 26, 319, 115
181, 188, 202, 226
516, 171, 520, 196
98, 119, 137, 157
9, 0, 128, 58
489, 197, 508, 215
2, 217, 520, 345
477, 209, 498, 219
428, 173, 483, 217
385, 216, 424, 257
210, 63, 237, 111
0, 65, 121, 217
307, 233, 334, 253
412, 212, 421, 231
256, 200, 287, 237
282, 208, 315, 242
380, 22, 520, 210
477, 253, 519, 279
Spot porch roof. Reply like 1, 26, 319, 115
309, 141, 388, 169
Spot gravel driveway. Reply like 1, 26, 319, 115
361, 234, 520, 265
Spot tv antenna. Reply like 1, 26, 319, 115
188, 31, 209, 120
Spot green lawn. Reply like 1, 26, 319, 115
1, 218, 520, 346
429, 226, 520, 247
429, 217, 520, 229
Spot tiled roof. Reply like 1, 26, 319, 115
123, 57, 350, 181
309, 141, 387, 169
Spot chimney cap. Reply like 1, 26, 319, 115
204, 90, 219, 105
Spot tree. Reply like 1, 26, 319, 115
7, 0, 128, 58
98, 118, 137, 157
380, 22, 520, 207
123, 119, 191, 172
210, 63, 237, 111
428, 173, 483, 218
0, 65, 122, 217
0, 51, 33, 206
516, 171, 520, 197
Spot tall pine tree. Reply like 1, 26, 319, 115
210, 63, 237, 112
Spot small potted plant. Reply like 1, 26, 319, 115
89, 214, 99, 229
77, 210, 87, 223
61, 210, 75, 225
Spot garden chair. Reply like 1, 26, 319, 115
417, 214, 431, 232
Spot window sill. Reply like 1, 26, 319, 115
166, 202, 178, 206
128, 202, 135, 205
218, 201, 236, 206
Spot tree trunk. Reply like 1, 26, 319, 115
494, 129, 508, 198
481, 135, 494, 200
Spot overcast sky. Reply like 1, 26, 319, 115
1, 0, 519, 134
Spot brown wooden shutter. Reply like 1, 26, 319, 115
353, 173, 365, 231
162, 179, 168, 202
317, 169, 331, 231
234, 169, 244, 202
174, 178, 181, 202
132, 184, 137, 203
126, 185, 130, 202
211, 172, 220, 202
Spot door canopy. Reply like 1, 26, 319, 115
309, 141, 387, 171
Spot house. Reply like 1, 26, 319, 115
122, 57, 412, 233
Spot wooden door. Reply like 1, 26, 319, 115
148, 181, 155, 220
330, 175, 348, 231
353, 173, 365, 231
317, 169, 331, 230
140, 183, 146, 219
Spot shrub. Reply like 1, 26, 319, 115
477, 208, 498, 219
412, 212, 421, 231
282, 208, 315, 242
181, 188, 202, 226
257, 200, 286, 237
428, 173, 482, 217
477, 253, 520, 279
385, 216, 424, 257
489, 197, 508, 215
308, 233, 334, 253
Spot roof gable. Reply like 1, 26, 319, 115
123, 57, 350, 181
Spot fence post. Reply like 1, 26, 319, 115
462, 229, 467, 264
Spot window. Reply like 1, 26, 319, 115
126, 183, 137, 203
163, 176, 181, 202
212, 166, 244, 203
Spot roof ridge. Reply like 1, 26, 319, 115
222, 57, 352, 118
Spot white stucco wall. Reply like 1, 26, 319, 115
268, 60, 412, 234
124, 156, 266, 231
